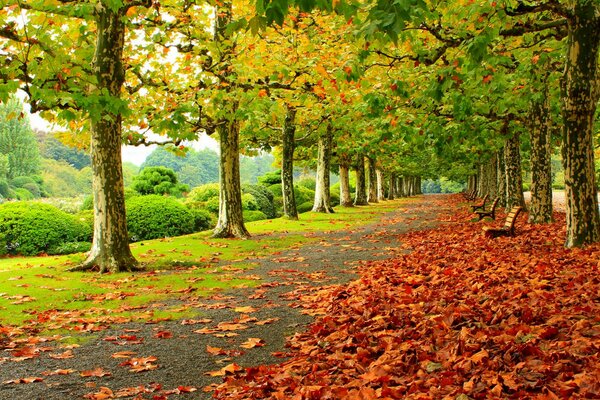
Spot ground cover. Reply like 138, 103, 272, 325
213, 195, 600, 399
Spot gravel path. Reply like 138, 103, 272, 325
0, 195, 451, 400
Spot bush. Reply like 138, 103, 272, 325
294, 185, 315, 205
126, 195, 196, 241
297, 201, 314, 213
81, 195, 94, 211
242, 193, 259, 211
190, 208, 214, 231
242, 184, 276, 218
297, 177, 316, 191
22, 182, 41, 198
14, 188, 34, 200
205, 197, 220, 214
0, 179, 9, 198
330, 190, 340, 206
187, 183, 220, 202
0, 202, 92, 256
49, 241, 92, 255
267, 183, 282, 197
243, 210, 268, 222
258, 170, 281, 186
132, 166, 189, 197
10, 176, 37, 188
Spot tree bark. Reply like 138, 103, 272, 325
72, 5, 138, 272
353, 154, 368, 205
281, 105, 298, 220
504, 130, 527, 211
367, 156, 378, 203
387, 172, 396, 200
528, 81, 553, 224
338, 153, 353, 207
213, 115, 250, 238
496, 148, 507, 207
561, 1, 600, 247
397, 176, 405, 197
212, 0, 249, 238
376, 169, 385, 201
312, 125, 334, 213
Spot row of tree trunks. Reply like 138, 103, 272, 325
312, 125, 334, 213
338, 153, 353, 207
353, 153, 369, 206
376, 169, 385, 201
281, 105, 298, 220
367, 157, 378, 203
528, 78, 554, 224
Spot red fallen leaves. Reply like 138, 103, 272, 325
3, 376, 43, 384
119, 356, 159, 372
213, 195, 600, 399
80, 368, 111, 378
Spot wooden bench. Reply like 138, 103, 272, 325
471, 194, 489, 212
482, 206, 522, 238
462, 188, 476, 200
474, 197, 499, 221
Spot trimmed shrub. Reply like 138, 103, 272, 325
297, 201, 314, 214
243, 184, 276, 218
258, 170, 281, 186
10, 176, 37, 188
242, 193, 259, 211
49, 241, 92, 255
0, 202, 92, 256
243, 210, 268, 222
22, 182, 41, 198
126, 195, 196, 241
294, 185, 315, 205
0, 179, 9, 198
187, 183, 220, 202
330, 191, 340, 206
267, 183, 282, 198
297, 177, 316, 191
14, 188, 34, 200
190, 208, 214, 231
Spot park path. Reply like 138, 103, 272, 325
0, 195, 452, 400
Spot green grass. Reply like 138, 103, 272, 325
0, 199, 408, 336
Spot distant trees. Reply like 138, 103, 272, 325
0, 99, 40, 180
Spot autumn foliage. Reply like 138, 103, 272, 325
213, 196, 600, 399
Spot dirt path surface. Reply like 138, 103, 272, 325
0, 196, 451, 400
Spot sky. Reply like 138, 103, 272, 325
29, 111, 219, 166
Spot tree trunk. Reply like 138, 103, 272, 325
213, 116, 250, 238
496, 148, 507, 207
397, 176, 406, 197
367, 157, 378, 203
387, 172, 396, 200
504, 130, 527, 211
528, 82, 553, 224
338, 153, 353, 207
353, 154, 368, 205
312, 125, 334, 213
281, 105, 298, 220
72, 6, 137, 273
561, 1, 600, 247
376, 169, 385, 201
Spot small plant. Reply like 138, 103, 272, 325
126, 195, 196, 241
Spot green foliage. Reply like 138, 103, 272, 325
81, 195, 94, 211
41, 159, 92, 197
294, 185, 315, 205
10, 176, 36, 188
142, 148, 219, 188
132, 166, 189, 197
0, 98, 41, 179
190, 208, 215, 231
240, 154, 276, 184
297, 201, 314, 213
49, 241, 92, 255
297, 177, 316, 190
258, 169, 282, 186
422, 178, 464, 194
242, 184, 276, 218
0, 202, 91, 256
13, 188, 34, 200
242, 193, 259, 211
267, 183, 283, 197
0, 179, 9, 198
243, 210, 268, 222
126, 195, 196, 241
186, 183, 220, 202
22, 182, 41, 198
37, 135, 91, 170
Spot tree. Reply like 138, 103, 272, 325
0, 98, 40, 179
36, 131, 91, 170
131, 166, 188, 196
